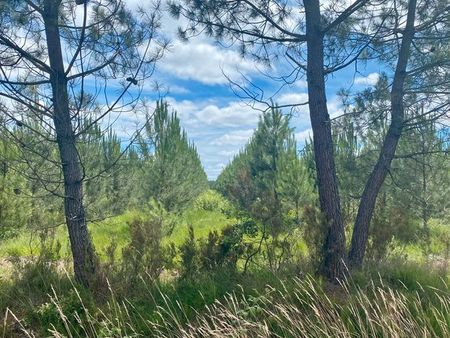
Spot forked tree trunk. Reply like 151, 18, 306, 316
348, 0, 417, 268
43, 0, 97, 287
304, 0, 347, 281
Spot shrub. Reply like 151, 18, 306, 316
198, 224, 248, 271
367, 206, 418, 262
301, 204, 327, 269
180, 225, 198, 278
31, 288, 94, 336
118, 203, 176, 284
193, 189, 231, 212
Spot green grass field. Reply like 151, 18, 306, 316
1, 194, 450, 337
0, 207, 234, 261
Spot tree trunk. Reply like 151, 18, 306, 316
348, 0, 417, 268
304, 0, 347, 281
43, 0, 97, 287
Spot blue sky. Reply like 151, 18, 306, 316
115, 0, 382, 180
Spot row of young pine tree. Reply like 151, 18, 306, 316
2, 94, 449, 257
216, 80, 450, 268
0, 102, 208, 239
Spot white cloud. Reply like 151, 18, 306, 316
354, 72, 380, 86
326, 95, 345, 119
107, 93, 347, 179
102, 108, 148, 139
124, 98, 259, 179
217, 149, 241, 157
160, 42, 257, 85
167, 85, 190, 94
124, 0, 259, 86
193, 102, 261, 127
212, 129, 254, 146
294, 79, 308, 88
277, 92, 309, 107
156, 98, 261, 178
295, 129, 312, 143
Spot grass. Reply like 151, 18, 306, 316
0, 208, 234, 261
0, 205, 235, 286
2, 264, 450, 337
167, 208, 234, 245
1, 191, 450, 337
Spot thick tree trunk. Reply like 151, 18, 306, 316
304, 0, 347, 281
43, 0, 97, 287
348, 0, 417, 268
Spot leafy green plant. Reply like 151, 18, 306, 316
193, 189, 231, 213
302, 204, 328, 269
118, 204, 176, 284
180, 225, 198, 279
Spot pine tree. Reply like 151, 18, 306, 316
217, 107, 314, 269
0, 137, 30, 239
143, 101, 208, 212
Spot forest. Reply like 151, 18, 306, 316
0, 0, 449, 336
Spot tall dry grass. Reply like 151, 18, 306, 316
4, 276, 450, 337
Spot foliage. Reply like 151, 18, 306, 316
301, 205, 328, 269
367, 198, 418, 262
0, 163, 30, 239
180, 225, 198, 279
0, 0, 449, 333
333, 79, 450, 261
193, 189, 231, 212
198, 220, 259, 272
141, 101, 208, 212
120, 210, 175, 282
0, 0, 169, 286
217, 107, 315, 270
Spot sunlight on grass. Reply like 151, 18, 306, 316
166, 209, 235, 245
0, 208, 234, 261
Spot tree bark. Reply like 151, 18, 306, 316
304, 0, 347, 281
348, 0, 417, 268
43, 0, 97, 287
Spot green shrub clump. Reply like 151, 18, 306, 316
193, 190, 231, 212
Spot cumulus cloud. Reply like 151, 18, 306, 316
354, 72, 380, 86
123, 0, 260, 86
194, 102, 261, 127
115, 0, 349, 179
295, 129, 312, 143
167, 85, 190, 94
277, 93, 308, 105
137, 98, 262, 178
294, 79, 308, 88
212, 129, 254, 146
160, 42, 258, 85
326, 96, 345, 119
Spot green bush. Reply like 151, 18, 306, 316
193, 189, 231, 212
367, 206, 419, 261
111, 203, 177, 285
301, 204, 327, 269
180, 225, 198, 278
198, 224, 249, 271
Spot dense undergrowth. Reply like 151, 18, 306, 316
1, 258, 449, 337
1, 190, 450, 337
